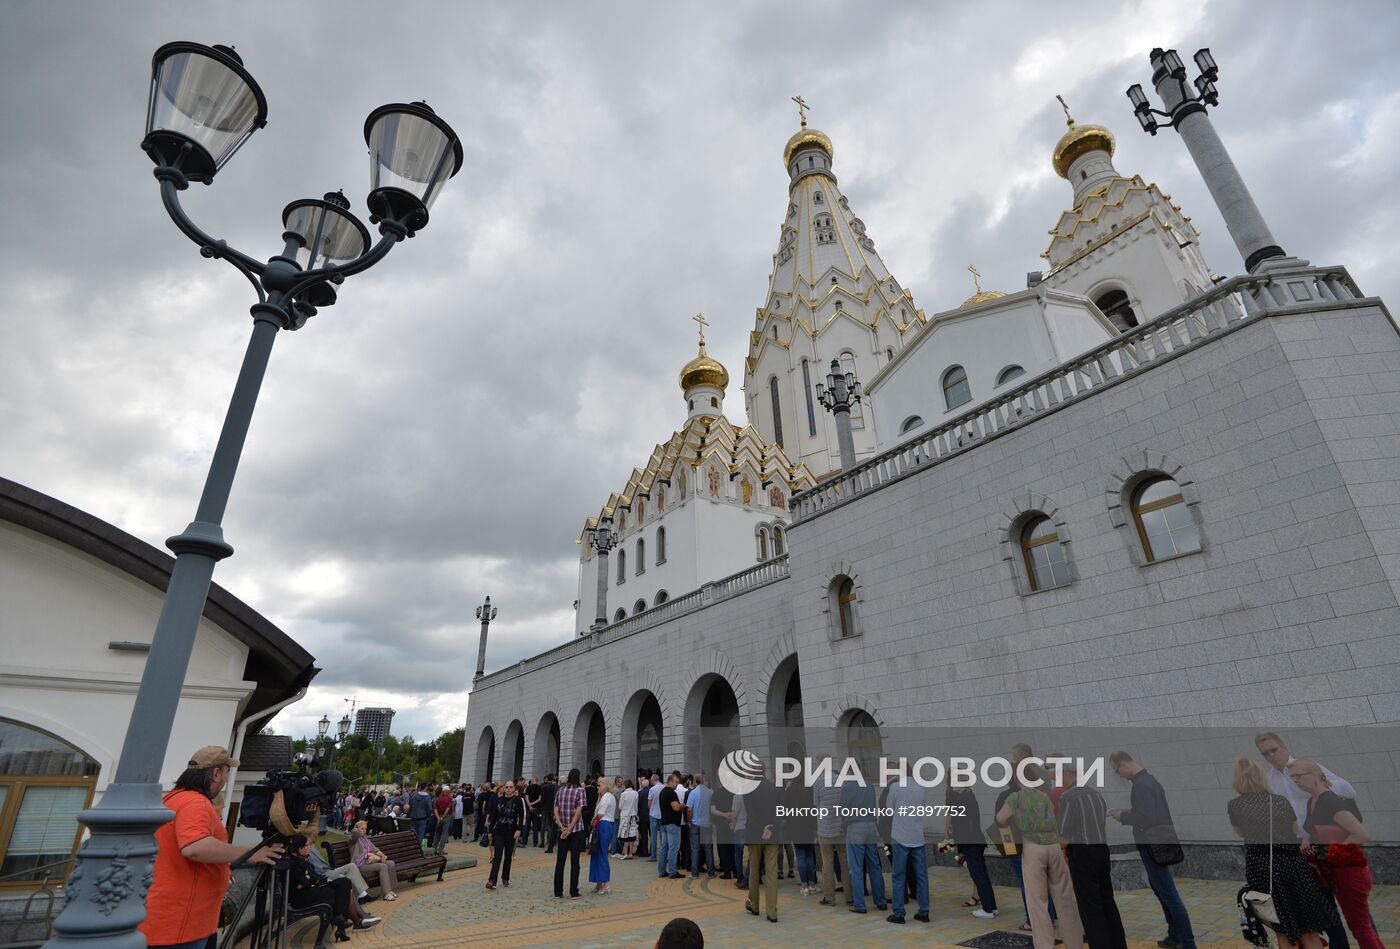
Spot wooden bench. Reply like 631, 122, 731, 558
321, 831, 446, 888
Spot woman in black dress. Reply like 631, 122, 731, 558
1227, 758, 1339, 949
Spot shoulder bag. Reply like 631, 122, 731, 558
1143, 823, 1185, 866
1240, 796, 1279, 926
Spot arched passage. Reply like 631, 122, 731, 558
474, 726, 496, 784
572, 703, 607, 779
620, 690, 664, 780
765, 654, 806, 764
502, 719, 525, 780
533, 712, 561, 778
684, 674, 740, 779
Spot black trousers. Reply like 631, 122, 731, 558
1065, 843, 1127, 949
292, 876, 352, 923
489, 829, 517, 884
553, 830, 586, 897
636, 815, 649, 857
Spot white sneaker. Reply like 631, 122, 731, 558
972, 909, 998, 919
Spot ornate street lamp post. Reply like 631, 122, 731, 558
586, 516, 618, 631
473, 595, 499, 681
1127, 47, 1292, 274
48, 41, 462, 947
815, 358, 863, 471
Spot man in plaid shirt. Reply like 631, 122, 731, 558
553, 768, 588, 899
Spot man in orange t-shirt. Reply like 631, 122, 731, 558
140, 746, 282, 948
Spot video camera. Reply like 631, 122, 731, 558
239, 768, 344, 836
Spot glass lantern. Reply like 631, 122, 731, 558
144, 42, 267, 184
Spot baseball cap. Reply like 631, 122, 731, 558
189, 746, 240, 769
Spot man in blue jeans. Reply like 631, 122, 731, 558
1110, 751, 1196, 949
656, 771, 684, 877
647, 772, 663, 862
885, 771, 930, 923
686, 773, 715, 877
408, 782, 433, 849
840, 773, 887, 913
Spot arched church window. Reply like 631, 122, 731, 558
769, 376, 785, 449
617, 549, 626, 584
654, 590, 669, 607
886, 347, 895, 362
839, 352, 865, 429
1021, 516, 1070, 591
831, 277, 838, 285
772, 526, 786, 556
942, 365, 971, 410
1132, 477, 1201, 562
710, 397, 717, 408
0, 720, 99, 883
1094, 288, 1139, 330
636, 538, 645, 575
655, 526, 666, 564
757, 527, 770, 562
801, 359, 817, 437
829, 576, 859, 639
771, 325, 779, 340
614, 608, 627, 623
900, 415, 924, 434
996, 365, 1026, 387
634, 599, 647, 614
688, 399, 694, 410
834, 300, 842, 310
814, 192, 823, 204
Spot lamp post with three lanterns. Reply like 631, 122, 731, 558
47, 41, 462, 947
815, 358, 863, 472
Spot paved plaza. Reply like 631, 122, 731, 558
289, 840, 1400, 948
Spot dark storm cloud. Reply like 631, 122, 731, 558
3, 0, 1397, 740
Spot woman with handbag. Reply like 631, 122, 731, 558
349, 819, 401, 900
1290, 760, 1385, 949
1228, 758, 1339, 949
590, 776, 617, 894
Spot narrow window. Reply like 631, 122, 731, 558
769, 376, 785, 448
617, 549, 626, 584
1132, 478, 1201, 561
801, 359, 817, 436
942, 365, 971, 410
636, 538, 645, 575
996, 365, 1026, 387
840, 352, 865, 428
772, 527, 786, 556
886, 347, 895, 362
771, 325, 779, 340
831, 577, 858, 639
757, 528, 770, 562
656, 526, 666, 564
1021, 516, 1071, 591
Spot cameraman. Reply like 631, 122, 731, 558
140, 746, 283, 949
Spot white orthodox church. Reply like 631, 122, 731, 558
573, 105, 1220, 634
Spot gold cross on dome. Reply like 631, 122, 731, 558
1056, 94, 1075, 127
792, 95, 809, 128
692, 312, 709, 344
968, 264, 984, 294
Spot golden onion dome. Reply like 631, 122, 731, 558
1052, 122, 1115, 179
783, 126, 834, 166
679, 342, 729, 391
961, 289, 1008, 308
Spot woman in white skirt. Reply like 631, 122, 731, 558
618, 779, 640, 859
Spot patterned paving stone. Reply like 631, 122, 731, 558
290, 840, 1399, 948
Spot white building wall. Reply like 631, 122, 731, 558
867, 291, 1115, 449
0, 521, 257, 797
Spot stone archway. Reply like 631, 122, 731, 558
683, 674, 741, 779
621, 690, 664, 780
533, 712, 561, 778
573, 702, 607, 779
474, 726, 496, 784
765, 653, 806, 764
502, 719, 525, 780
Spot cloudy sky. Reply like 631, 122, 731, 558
3, 0, 1397, 744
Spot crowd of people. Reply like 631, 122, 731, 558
134, 730, 1384, 948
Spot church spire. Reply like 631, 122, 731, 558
679, 313, 729, 420
745, 108, 926, 477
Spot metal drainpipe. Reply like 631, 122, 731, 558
222, 685, 308, 823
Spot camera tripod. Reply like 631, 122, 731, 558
218, 842, 338, 949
